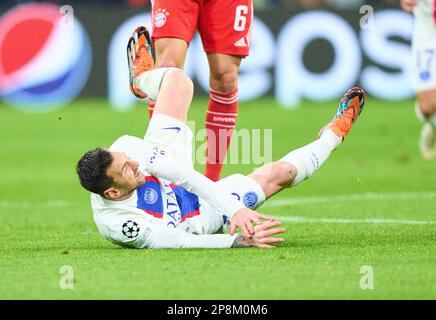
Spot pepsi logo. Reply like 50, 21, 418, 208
0, 3, 92, 111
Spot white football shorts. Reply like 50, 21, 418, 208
185, 174, 266, 235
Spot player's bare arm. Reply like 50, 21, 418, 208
400, 0, 417, 12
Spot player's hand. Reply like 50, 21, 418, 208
230, 208, 276, 239
231, 220, 285, 248
400, 0, 417, 12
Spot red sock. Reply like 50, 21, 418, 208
205, 89, 238, 181
148, 98, 155, 118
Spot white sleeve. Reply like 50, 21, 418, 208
144, 114, 245, 219
103, 212, 237, 249
146, 226, 238, 249
147, 161, 245, 219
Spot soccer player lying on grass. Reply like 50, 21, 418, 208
76, 27, 366, 249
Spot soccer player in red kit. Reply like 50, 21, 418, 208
147, 0, 253, 181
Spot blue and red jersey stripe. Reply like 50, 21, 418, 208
169, 183, 201, 222
136, 176, 200, 222
136, 176, 163, 218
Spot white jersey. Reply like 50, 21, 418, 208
412, 0, 436, 91
91, 135, 237, 249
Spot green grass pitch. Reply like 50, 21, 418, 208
0, 97, 435, 299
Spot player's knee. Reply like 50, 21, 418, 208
272, 162, 298, 188
165, 68, 194, 96
157, 57, 179, 68
418, 94, 436, 118
210, 71, 238, 93
252, 161, 297, 188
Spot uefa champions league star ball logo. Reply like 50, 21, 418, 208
144, 188, 158, 205
0, 3, 92, 112
122, 220, 140, 239
154, 8, 169, 28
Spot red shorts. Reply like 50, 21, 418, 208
151, 0, 253, 57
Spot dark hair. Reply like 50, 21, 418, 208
76, 148, 115, 196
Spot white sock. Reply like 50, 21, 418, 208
415, 102, 426, 123
136, 67, 175, 101
280, 128, 342, 187
430, 114, 436, 128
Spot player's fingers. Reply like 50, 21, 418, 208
245, 221, 255, 237
254, 212, 275, 221
251, 217, 261, 225
259, 237, 285, 244
239, 215, 255, 235
255, 220, 282, 232
241, 225, 253, 239
256, 228, 285, 239
230, 222, 237, 235
237, 220, 253, 239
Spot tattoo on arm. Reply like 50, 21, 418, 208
231, 234, 250, 248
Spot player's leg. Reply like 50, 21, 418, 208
204, 53, 241, 181
128, 27, 193, 126
154, 38, 188, 69
411, 4, 436, 160
127, 26, 196, 184
145, 0, 199, 117
416, 90, 436, 160
141, 38, 188, 118
249, 87, 366, 200
199, 0, 253, 181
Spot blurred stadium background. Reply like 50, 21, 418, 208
0, 0, 413, 110
1, 0, 435, 299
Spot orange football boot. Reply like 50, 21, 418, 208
319, 87, 366, 141
127, 26, 155, 99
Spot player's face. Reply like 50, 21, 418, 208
105, 152, 145, 199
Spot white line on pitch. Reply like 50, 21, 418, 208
271, 216, 436, 225
264, 191, 436, 208
1, 190, 435, 210
0, 200, 73, 208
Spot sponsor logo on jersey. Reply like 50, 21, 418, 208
234, 37, 247, 47
231, 192, 241, 201
122, 220, 140, 239
136, 176, 163, 218
162, 181, 182, 228
243, 191, 258, 208
0, 3, 92, 111
144, 188, 158, 205
136, 177, 200, 228
154, 8, 169, 28
148, 146, 165, 165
